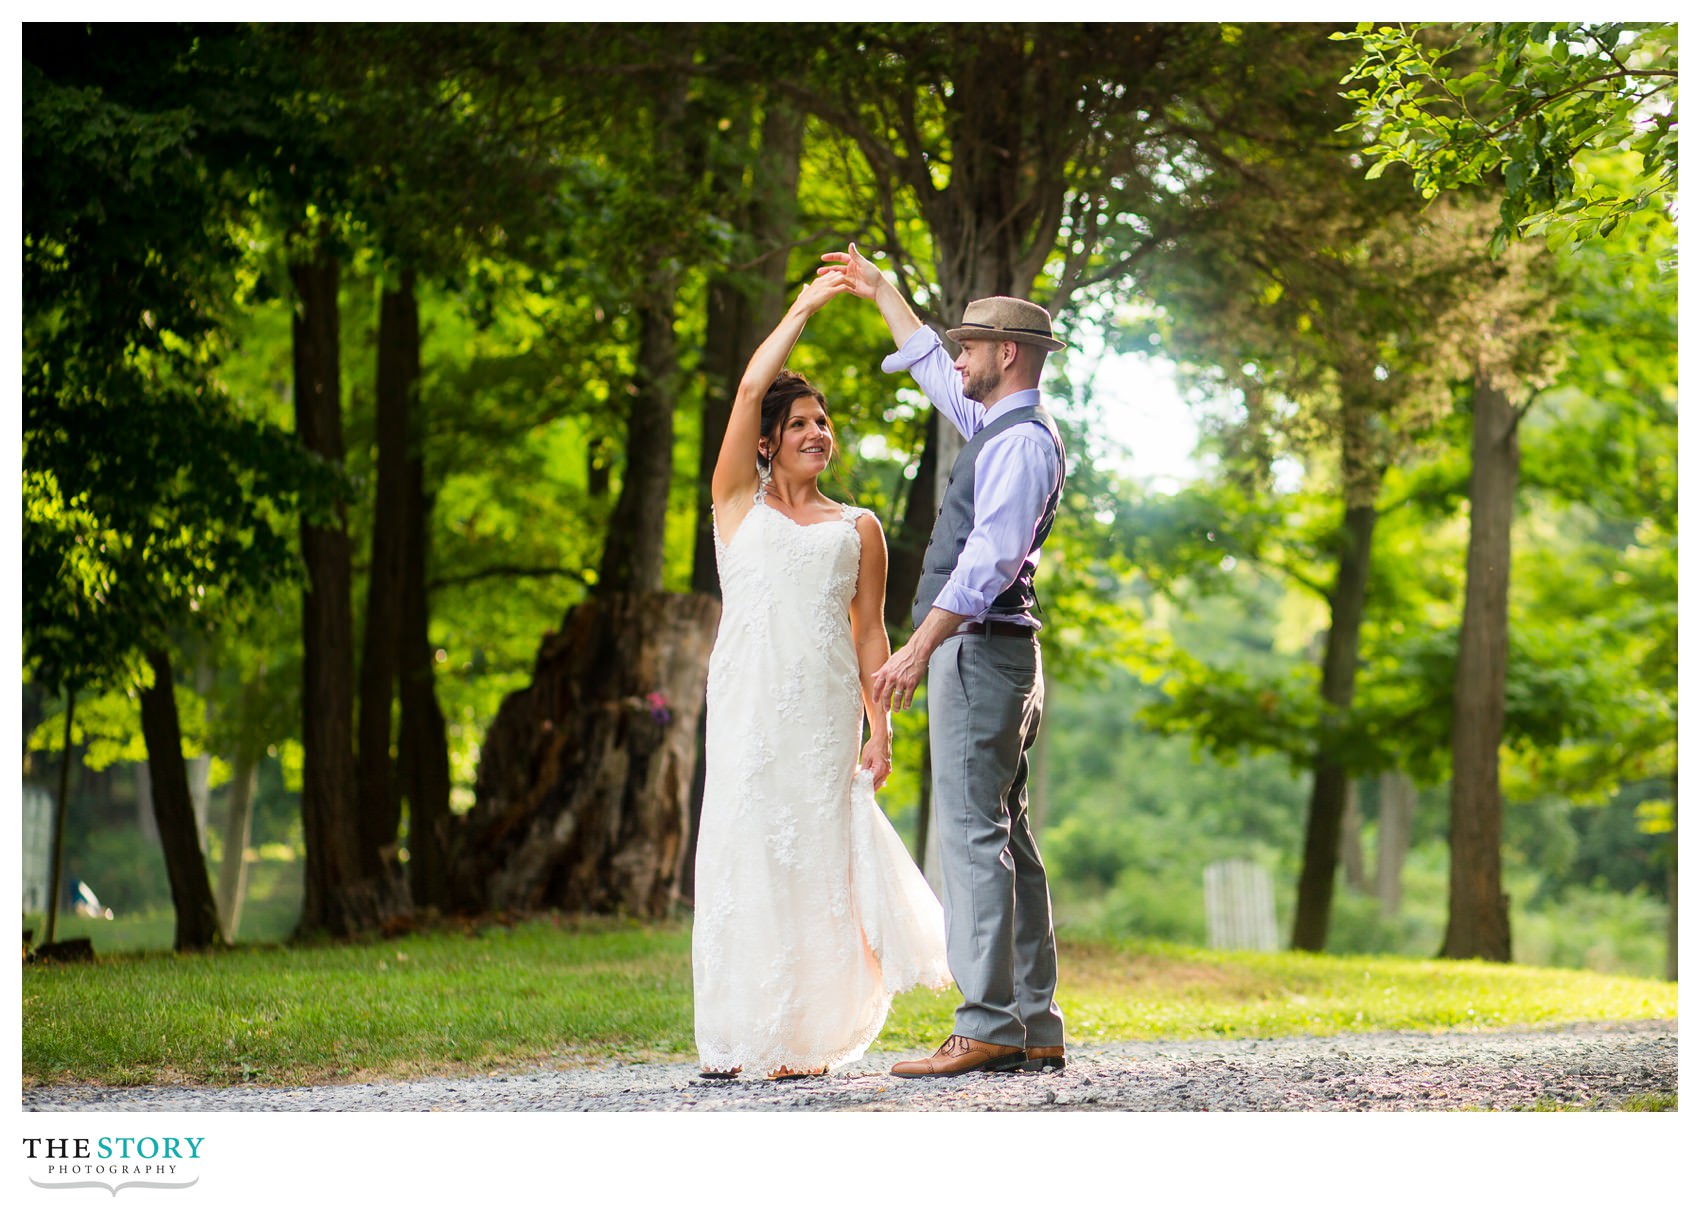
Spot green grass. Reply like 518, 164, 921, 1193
22, 919, 1676, 1089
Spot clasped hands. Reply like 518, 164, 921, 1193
796, 243, 884, 316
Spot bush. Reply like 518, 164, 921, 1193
1513, 882, 1669, 978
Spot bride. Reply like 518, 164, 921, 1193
692, 269, 951, 1080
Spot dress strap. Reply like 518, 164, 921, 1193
839, 502, 863, 523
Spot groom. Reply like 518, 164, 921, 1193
824, 245, 1067, 1077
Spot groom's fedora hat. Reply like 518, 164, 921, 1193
947, 296, 1065, 352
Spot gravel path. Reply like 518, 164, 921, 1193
23, 1019, 1674, 1112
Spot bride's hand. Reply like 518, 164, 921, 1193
794, 268, 851, 317
860, 737, 892, 790
818, 242, 881, 300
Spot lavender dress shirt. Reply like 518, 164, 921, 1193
881, 327, 1062, 630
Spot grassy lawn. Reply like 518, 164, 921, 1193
22, 917, 1676, 1088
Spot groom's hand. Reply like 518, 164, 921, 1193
870, 607, 962, 712
818, 242, 882, 300
870, 641, 929, 712
821, 242, 923, 347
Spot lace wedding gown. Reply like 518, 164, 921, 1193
693, 491, 952, 1075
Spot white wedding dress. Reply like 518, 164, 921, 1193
693, 490, 952, 1076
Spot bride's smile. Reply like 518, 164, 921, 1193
778, 404, 834, 469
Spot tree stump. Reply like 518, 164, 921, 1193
449, 591, 720, 919
31, 937, 95, 964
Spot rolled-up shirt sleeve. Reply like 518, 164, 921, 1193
932, 428, 1060, 619
880, 327, 980, 440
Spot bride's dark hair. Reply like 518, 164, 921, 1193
759, 370, 832, 464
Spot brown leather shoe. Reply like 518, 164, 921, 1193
1023, 1045, 1065, 1072
890, 1035, 1026, 1078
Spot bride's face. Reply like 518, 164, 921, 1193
764, 399, 834, 474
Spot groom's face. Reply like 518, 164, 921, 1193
954, 339, 1003, 403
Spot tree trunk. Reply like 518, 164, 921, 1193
597, 300, 677, 595
291, 244, 411, 937
1340, 779, 1369, 894
399, 426, 453, 911
473, 73, 700, 917
600, 67, 689, 598
188, 754, 211, 841
680, 711, 710, 906
1376, 771, 1417, 917
884, 412, 940, 630
216, 741, 258, 940
139, 649, 224, 951
357, 270, 416, 862
448, 591, 720, 917
1440, 374, 1517, 962
692, 275, 741, 601
587, 439, 612, 499
137, 759, 157, 844
1292, 496, 1378, 951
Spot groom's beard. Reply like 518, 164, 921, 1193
962, 367, 999, 402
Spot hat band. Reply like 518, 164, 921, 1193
957, 321, 1054, 337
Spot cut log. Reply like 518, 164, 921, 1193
450, 591, 720, 919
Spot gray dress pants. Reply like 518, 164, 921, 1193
927, 630, 1064, 1049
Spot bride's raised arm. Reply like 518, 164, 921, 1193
711, 271, 850, 517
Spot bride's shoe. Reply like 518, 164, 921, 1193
766, 1066, 826, 1081
699, 1066, 742, 1080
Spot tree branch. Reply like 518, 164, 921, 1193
429, 564, 593, 592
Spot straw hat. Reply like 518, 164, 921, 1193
946, 296, 1065, 352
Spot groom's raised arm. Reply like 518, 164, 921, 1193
821, 244, 978, 439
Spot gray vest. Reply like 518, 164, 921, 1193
912, 403, 1066, 628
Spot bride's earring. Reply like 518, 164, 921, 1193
757, 446, 773, 488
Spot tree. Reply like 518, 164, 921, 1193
738, 23, 1370, 871
1338, 22, 1677, 253
770, 22, 1223, 610
254, 22, 584, 930
1492, 201, 1677, 973
441, 26, 729, 917
1337, 22, 1673, 960
1114, 75, 1480, 949
299, 24, 579, 915
22, 26, 330, 949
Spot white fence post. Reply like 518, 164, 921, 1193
1204, 858, 1278, 951
22, 785, 53, 915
